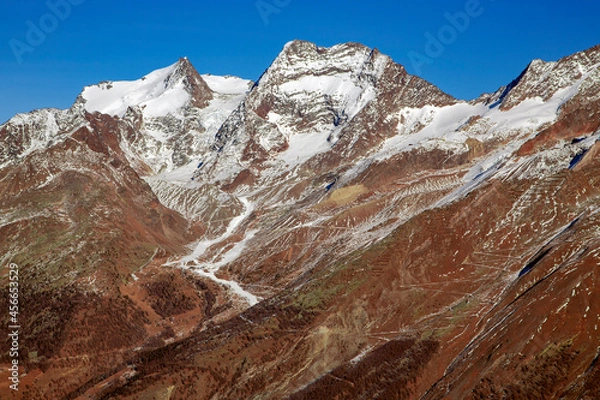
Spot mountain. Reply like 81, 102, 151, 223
77, 57, 252, 174
1, 40, 600, 399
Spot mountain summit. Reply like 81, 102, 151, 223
78, 57, 213, 118
1, 41, 600, 399
197, 40, 457, 183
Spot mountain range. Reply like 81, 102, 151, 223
1, 40, 600, 399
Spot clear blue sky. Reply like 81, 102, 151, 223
1, 0, 599, 123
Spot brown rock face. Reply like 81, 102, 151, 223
171, 57, 214, 108
1, 41, 600, 400
0, 112, 216, 399
518, 90, 600, 155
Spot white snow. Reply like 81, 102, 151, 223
81, 65, 251, 124
152, 162, 200, 186
272, 74, 376, 167
0, 109, 81, 169
166, 197, 259, 306
253, 43, 385, 169
80, 60, 252, 177
339, 66, 596, 209
201, 74, 251, 95
195, 80, 250, 140
276, 130, 332, 166
81, 62, 190, 118
279, 75, 365, 109
193, 269, 258, 305
382, 103, 481, 156
180, 197, 253, 263
139, 82, 190, 118
376, 66, 591, 164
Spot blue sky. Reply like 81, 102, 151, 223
1, 0, 599, 123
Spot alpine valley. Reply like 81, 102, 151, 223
2, 40, 600, 399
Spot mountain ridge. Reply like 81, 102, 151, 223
1, 40, 600, 399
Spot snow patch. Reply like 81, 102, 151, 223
81, 61, 189, 118
166, 197, 259, 306
276, 130, 332, 166
201, 74, 251, 95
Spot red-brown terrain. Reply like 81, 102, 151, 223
1, 41, 599, 399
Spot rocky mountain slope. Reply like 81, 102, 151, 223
1, 41, 599, 399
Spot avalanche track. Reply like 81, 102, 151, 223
166, 196, 259, 306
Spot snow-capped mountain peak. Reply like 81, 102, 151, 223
252, 40, 391, 133
496, 44, 600, 111
198, 40, 456, 183
70, 58, 251, 175
0, 59, 251, 175
78, 57, 213, 119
